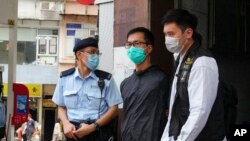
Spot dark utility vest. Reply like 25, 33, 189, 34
169, 42, 225, 141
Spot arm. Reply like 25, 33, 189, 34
95, 105, 119, 126
94, 77, 120, 126
73, 105, 119, 138
162, 76, 171, 117
73, 77, 122, 138
52, 78, 77, 140
58, 106, 77, 140
160, 76, 171, 141
176, 57, 219, 141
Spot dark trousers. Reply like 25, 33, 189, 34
66, 121, 115, 141
23, 134, 27, 141
0, 126, 5, 139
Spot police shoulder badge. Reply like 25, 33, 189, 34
180, 57, 194, 82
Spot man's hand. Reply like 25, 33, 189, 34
73, 123, 95, 138
63, 121, 77, 140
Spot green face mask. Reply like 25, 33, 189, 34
127, 46, 146, 64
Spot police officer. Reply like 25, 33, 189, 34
52, 37, 123, 141
161, 9, 226, 141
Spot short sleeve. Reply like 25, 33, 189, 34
104, 77, 123, 107
52, 78, 65, 106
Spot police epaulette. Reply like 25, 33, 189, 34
94, 69, 112, 80
60, 68, 75, 78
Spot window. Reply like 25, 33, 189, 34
0, 28, 59, 65
49, 37, 57, 54
64, 23, 97, 57
36, 36, 58, 65
0, 40, 36, 65
39, 38, 47, 54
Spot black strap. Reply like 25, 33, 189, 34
94, 70, 112, 80
173, 56, 180, 78
98, 78, 105, 119
175, 42, 203, 84
60, 68, 112, 80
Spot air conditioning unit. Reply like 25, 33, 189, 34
40, 1, 56, 11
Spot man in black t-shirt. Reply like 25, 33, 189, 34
120, 27, 170, 141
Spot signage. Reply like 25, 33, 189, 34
3, 83, 41, 97
12, 83, 29, 125
42, 99, 56, 108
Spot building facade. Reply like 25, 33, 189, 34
0, 0, 98, 140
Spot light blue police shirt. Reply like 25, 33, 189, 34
52, 68, 123, 123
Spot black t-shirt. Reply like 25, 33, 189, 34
120, 65, 170, 141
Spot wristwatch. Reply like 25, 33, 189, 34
93, 122, 100, 131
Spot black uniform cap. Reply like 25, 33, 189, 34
73, 37, 98, 52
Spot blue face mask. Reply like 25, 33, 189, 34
127, 46, 146, 64
86, 54, 99, 70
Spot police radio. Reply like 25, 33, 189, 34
98, 78, 105, 93
98, 78, 105, 119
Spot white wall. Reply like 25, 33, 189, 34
0, 28, 9, 40
0, 28, 37, 41
98, 2, 114, 73
18, 0, 62, 20
58, 16, 97, 62
17, 28, 37, 41
17, 20, 60, 29
65, 3, 98, 15
18, 0, 37, 19
1, 64, 58, 84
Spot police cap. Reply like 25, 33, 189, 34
73, 37, 98, 52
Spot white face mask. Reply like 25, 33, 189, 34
165, 36, 182, 53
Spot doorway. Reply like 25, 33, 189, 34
43, 108, 56, 141
213, 0, 250, 124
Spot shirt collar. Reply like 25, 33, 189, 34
74, 68, 98, 80
135, 65, 158, 76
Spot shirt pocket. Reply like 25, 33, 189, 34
63, 90, 78, 109
86, 88, 105, 110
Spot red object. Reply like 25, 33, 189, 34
76, 0, 95, 5
12, 83, 29, 125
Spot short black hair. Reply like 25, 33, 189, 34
127, 27, 154, 45
162, 9, 202, 43
162, 9, 198, 32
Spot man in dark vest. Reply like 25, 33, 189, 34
161, 9, 226, 141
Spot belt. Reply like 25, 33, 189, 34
70, 120, 96, 129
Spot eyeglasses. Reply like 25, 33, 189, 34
79, 51, 102, 56
124, 41, 148, 49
